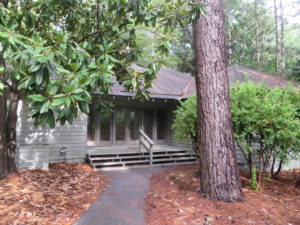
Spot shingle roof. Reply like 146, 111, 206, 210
228, 65, 299, 88
109, 65, 195, 100
108, 64, 299, 100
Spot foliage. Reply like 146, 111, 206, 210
231, 81, 300, 175
0, 0, 203, 128
135, 0, 300, 79
225, 0, 300, 79
251, 167, 259, 191
226, 0, 275, 72
172, 95, 198, 156
136, 24, 195, 75
172, 81, 300, 176
172, 95, 197, 142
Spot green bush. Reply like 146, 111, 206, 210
172, 95, 198, 156
172, 81, 300, 177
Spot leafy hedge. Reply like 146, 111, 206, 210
172, 81, 300, 176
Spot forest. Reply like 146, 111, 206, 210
137, 0, 300, 80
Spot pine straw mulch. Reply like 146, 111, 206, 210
0, 163, 108, 225
145, 164, 300, 225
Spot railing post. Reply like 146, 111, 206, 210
149, 144, 153, 165
139, 130, 154, 165
139, 134, 141, 152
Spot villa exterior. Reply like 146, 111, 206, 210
15, 65, 300, 170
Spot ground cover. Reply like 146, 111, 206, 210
0, 163, 107, 225
145, 164, 300, 225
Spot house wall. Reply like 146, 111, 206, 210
16, 100, 87, 169
15, 96, 299, 171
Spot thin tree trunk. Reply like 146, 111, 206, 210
280, 0, 285, 77
255, 0, 260, 68
275, 159, 283, 176
0, 90, 8, 179
193, 0, 243, 202
6, 90, 19, 174
271, 156, 276, 178
274, 0, 279, 76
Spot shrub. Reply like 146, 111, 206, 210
172, 81, 300, 179
172, 95, 198, 157
231, 81, 300, 177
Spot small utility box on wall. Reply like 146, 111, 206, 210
15, 145, 49, 170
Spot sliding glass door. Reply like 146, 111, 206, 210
156, 110, 167, 144
87, 110, 112, 146
87, 108, 167, 146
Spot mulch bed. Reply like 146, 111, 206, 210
145, 164, 300, 225
0, 163, 108, 225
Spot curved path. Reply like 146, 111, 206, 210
74, 167, 168, 225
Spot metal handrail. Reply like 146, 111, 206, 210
138, 130, 154, 165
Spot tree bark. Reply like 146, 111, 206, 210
193, 0, 243, 202
0, 90, 8, 179
6, 90, 19, 174
0, 87, 19, 179
255, 0, 260, 68
274, 0, 279, 76
279, 0, 285, 78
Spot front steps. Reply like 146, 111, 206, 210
87, 149, 197, 169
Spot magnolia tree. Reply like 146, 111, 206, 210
0, 0, 203, 179
173, 81, 300, 177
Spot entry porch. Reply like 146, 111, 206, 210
87, 145, 197, 169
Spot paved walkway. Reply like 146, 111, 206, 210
74, 167, 167, 225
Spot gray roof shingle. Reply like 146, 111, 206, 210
108, 64, 299, 100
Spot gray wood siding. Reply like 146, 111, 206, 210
16, 100, 87, 168
15, 146, 49, 170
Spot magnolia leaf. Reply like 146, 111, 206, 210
29, 94, 47, 102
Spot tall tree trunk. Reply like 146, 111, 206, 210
0, 87, 19, 179
193, 0, 243, 202
0, 90, 8, 179
279, 0, 285, 77
274, 0, 279, 76
6, 90, 19, 174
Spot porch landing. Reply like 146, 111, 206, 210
86, 145, 197, 169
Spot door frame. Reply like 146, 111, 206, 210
87, 107, 168, 147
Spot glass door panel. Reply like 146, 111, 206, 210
115, 109, 126, 144
129, 110, 141, 144
143, 110, 154, 140
100, 111, 112, 141
98, 111, 112, 146
87, 110, 97, 146
156, 110, 167, 144
156, 110, 166, 140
